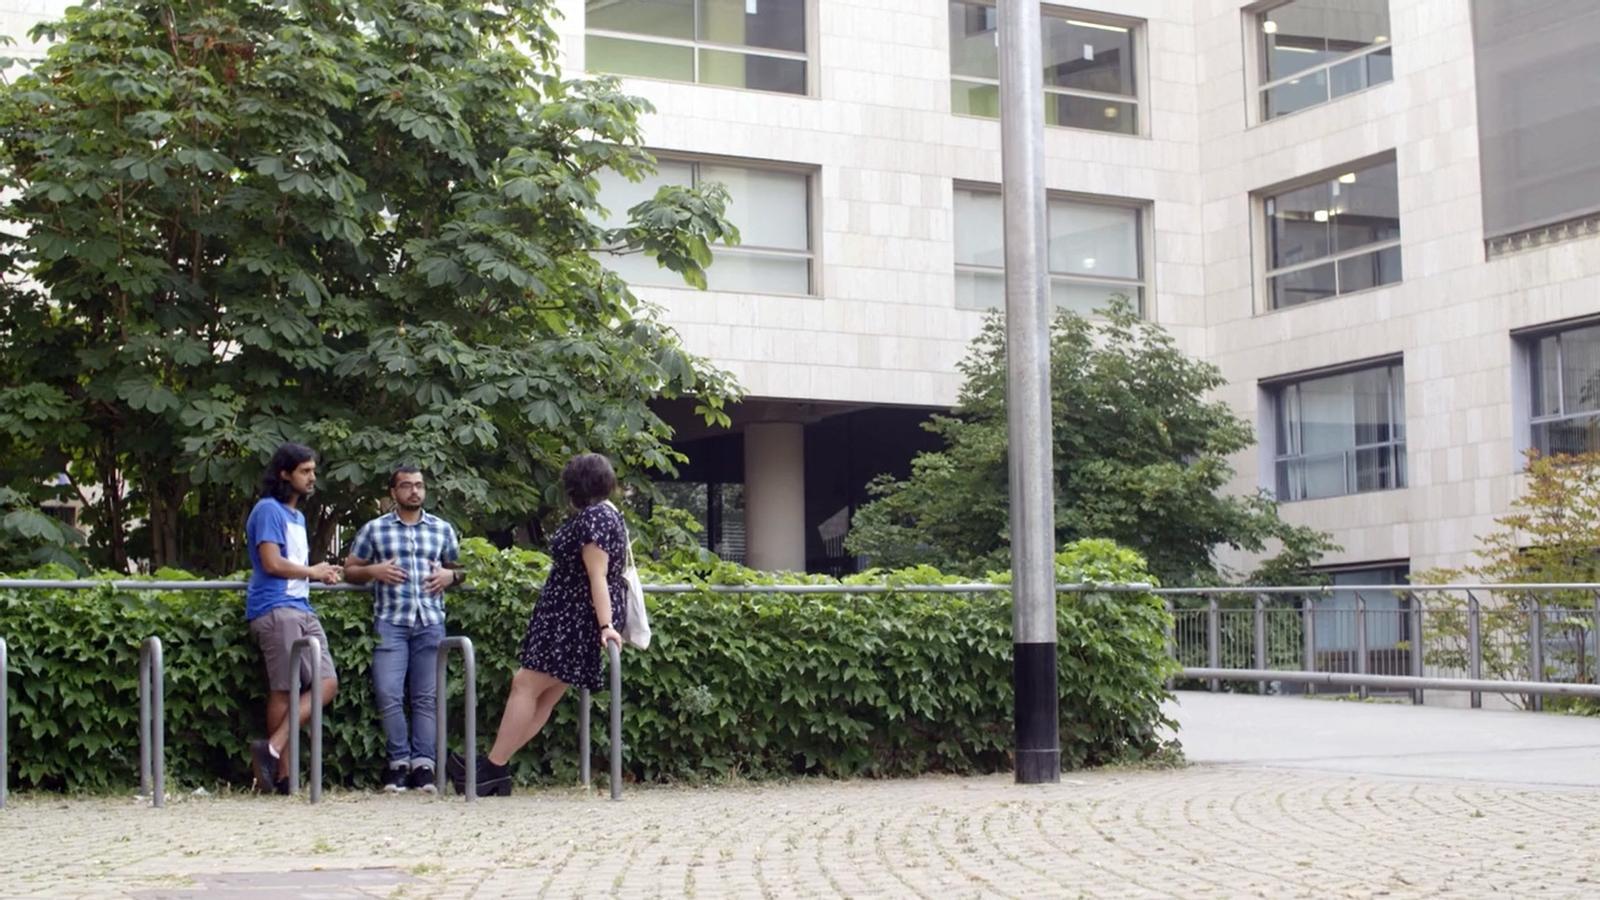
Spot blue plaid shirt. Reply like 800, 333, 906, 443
348, 511, 461, 626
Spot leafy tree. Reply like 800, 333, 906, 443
1416, 450, 1600, 707
845, 303, 1334, 584
0, 0, 739, 572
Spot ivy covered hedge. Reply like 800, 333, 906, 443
0, 538, 1176, 792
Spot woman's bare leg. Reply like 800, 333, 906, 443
487, 669, 567, 765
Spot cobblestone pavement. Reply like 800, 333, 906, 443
5, 763, 1600, 899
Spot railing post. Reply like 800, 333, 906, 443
1593, 591, 1600, 686
138, 637, 165, 808
1529, 598, 1545, 713
1206, 595, 1220, 693
1253, 595, 1268, 695
1302, 596, 1317, 697
1409, 599, 1424, 706
286, 637, 324, 804
579, 688, 592, 788
1355, 592, 1369, 701
608, 641, 622, 802
1164, 600, 1175, 690
434, 637, 477, 801
0, 636, 7, 810
1468, 591, 1482, 709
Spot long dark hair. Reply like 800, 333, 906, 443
262, 442, 317, 502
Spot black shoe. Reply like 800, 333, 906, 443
407, 763, 437, 794
446, 751, 511, 797
381, 762, 409, 793
274, 776, 290, 796
250, 740, 278, 792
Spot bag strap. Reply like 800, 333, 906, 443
603, 501, 637, 569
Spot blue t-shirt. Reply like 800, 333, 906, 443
245, 497, 313, 621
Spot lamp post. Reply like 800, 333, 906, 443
998, 0, 1059, 785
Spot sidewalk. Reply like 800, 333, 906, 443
1, 693, 1598, 898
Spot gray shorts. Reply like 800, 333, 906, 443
248, 606, 338, 692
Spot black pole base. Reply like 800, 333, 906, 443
1015, 748, 1061, 784
1014, 640, 1060, 784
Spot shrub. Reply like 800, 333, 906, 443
0, 538, 1175, 792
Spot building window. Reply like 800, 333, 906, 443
585, 0, 807, 95
1271, 361, 1406, 501
1256, 0, 1392, 120
953, 186, 1144, 314
1528, 322, 1600, 456
949, 3, 1140, 135
1263, 157, 1400, 309
596, 158, 813, 295
1472, 1, 1600, 249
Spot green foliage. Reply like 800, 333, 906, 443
845, 302, 1335, 585
0, 538, 1175, 792
1415, 450, 1600, 711
0, 0, 740, 574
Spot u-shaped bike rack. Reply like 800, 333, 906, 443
286, 637, 325, 804
137, 636, 165, 808
578, 641, 623, 801
434, 636, 477, 800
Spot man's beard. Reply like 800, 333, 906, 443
397, 498, 423, 511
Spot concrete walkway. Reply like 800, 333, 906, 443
3, 692, 1600, 898
1167, 690, 1600, 788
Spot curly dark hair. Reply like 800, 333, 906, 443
562, 453, 616, 509
261, 442, 317, 502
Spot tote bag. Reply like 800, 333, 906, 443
603, 501, 651, 650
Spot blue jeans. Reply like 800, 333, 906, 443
372, 620, 445, 767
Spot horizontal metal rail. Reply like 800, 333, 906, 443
6, 579, 1600, 595
1185, 667, 1600, 699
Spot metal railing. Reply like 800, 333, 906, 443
137, 637, 165, 807
578, 642, 624, 801
1161, 583, 1600, 705
434, 636, 477, 801
285, 637, 326, 804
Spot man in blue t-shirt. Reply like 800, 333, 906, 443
245, 442, 343, 793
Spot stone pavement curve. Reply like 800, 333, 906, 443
3, 692, 1600, 899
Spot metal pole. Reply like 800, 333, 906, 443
1164, 601, 1175, 690
579, 688, 591, 788
998, 0, 1057, 787
139, 645, 151, 798
608, 642, 623, 802
1, 637, 7, 810
1253, 596, 1268, 694
1206, 596, 1220, 692
1302, 597, 1317, 697
287, 637, 324, 804
1529, 598, 1544, 712
1593, 591, 1600, 685
1468, 591, 1482, 709
139, 637, 164, 808
1409, 600, 1424, 706
434, 637, 477, 801
1355, 592, 1369, 700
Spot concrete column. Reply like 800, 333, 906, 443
744, 422, 806, 572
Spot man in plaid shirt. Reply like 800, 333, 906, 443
343, 465, 463, 792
